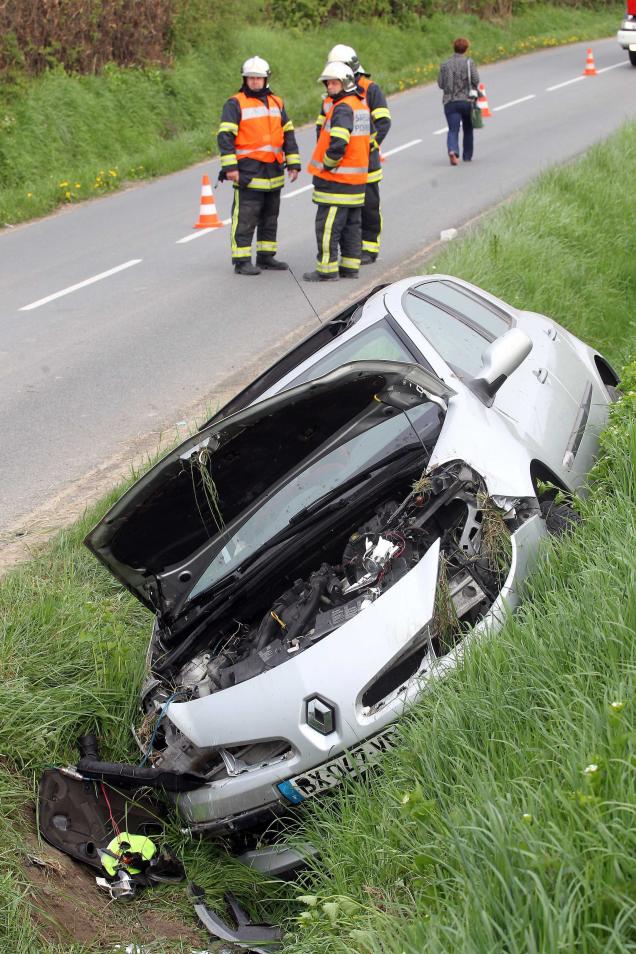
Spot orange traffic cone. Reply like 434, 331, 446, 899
583, 48, 597, 76
194, 174, 223, 229
477, 83, 492, 118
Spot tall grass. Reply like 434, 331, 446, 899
0, 5, 621, 226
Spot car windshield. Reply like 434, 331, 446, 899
187, 403, 442, 600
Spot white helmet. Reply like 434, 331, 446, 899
318, 61, 356, 94
241, 56, 271, 79
326, 44, 366, 75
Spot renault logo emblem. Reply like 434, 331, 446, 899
306, 696, 335, 735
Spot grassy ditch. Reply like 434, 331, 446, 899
0, 4, 622, 227
0, 124, 635, 950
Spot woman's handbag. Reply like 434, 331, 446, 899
471, 100, 484, 129
466, 59, 483, 129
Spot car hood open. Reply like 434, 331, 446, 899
85, 361, 452, 623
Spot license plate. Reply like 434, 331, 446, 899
278, 725, 399, 802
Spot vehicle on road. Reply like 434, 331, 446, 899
84, 275, 619, 866
618, 0, 636, 65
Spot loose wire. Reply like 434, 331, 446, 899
139, 692, 180, 767
100, 782, 121, 837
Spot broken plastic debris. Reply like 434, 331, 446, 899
440, 228, 458, 242
190, 884, 283, 953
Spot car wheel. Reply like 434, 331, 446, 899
630, 50, 636, 67
540, 498, 580, 536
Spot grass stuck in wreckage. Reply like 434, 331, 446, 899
1, 124, 636, 951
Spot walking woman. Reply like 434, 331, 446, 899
437, 38, 480, 165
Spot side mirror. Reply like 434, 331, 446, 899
467, 328, 533, 407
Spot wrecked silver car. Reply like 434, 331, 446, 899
83, 276, 618, 855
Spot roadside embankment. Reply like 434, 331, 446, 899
0, 5, 622, 227
0, 121, 634, 952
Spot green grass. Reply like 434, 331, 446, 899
1, 119, 635, 951
0, 4, 622, 226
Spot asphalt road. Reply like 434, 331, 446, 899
1, 37, 635, 545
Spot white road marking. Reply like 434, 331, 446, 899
597, 62, 628, 73
433, 126, 448, 135
19, 260, 143, 311
492, 94, 535, 112
546, 75, 584, 92
382, 138, 422, 156
282, 184, 313, 199
176, 222, 229, 243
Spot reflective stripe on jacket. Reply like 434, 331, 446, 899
307, 94, 370, 186
232, 91, 285, 164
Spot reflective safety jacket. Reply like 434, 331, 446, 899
307, 91, 370, 206
356, 75, 391, 183
316, 75, 391, 184
217, 85, 301, 191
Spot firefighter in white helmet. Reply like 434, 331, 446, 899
318, 45, 391, 264
217, 56, 301, 275
304, 62, 370, 282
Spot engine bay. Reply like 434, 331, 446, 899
142, 461, 526, 714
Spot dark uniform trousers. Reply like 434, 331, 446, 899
361, 181, 381, 257
315, 205, 362, 276
231, 188, 281, 263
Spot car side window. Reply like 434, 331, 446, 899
413, 281, 511, 338
289, 321, 419, 387
403, 294, 488, 378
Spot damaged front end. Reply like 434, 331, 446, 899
82, 362, 547, 843
134, 460, 540, 836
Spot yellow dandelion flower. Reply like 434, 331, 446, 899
75, 182, 81, 189
27, 192, 33, 198
59, 180, 69, 187
65, 191, 71, 200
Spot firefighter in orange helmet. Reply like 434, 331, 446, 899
218, 56, 301, 275
319, 45, 391, 264
304, 62, 371, 282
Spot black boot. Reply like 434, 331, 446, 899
339, 267, 359, 279
234, 261, 261, 276
361, 251, 377, 265
303, 270, 339, 282
256, 256, 289, 270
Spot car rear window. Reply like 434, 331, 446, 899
413, 281, 511, 338
403, 294, 489, 378
289, 321, 421, 387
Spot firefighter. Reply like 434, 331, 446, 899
304, 62, 370, 282
217, 57, 301, 275
321, 45, 391, 264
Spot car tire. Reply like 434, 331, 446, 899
630, 50, 636, 67
540, 498, 580, 536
